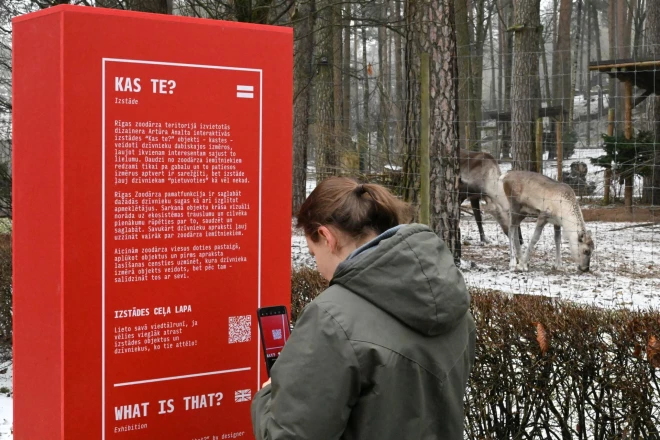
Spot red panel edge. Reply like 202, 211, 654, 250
12, 11, 64, 440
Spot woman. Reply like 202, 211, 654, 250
251, 177, 475, 439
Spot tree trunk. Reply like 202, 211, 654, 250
395, 0, 404, 153
361, 23, 370, 173
632, 0, 645, 59
315, 0, 337, 180
502, 0, 514, 159
614, 0, 628, 132
354, 7, 360, 137
541, 31, 551, 106
408, 0, 462, 262
498, 4, 505, 110
352, 5, 360, 137
586, 0, 591, 147
384, 4, 391, 163
592, 3, 603, 114
568, 0, 582, 130
503, 0, 513, 112
498, 2, 505, 110
549, 0, 571, 162
489, 17, 497, 110
644, 0, 660, 205
403, 0, 420, 202
578, 3, 585, 93
511, 0, 541, 171
617, 0, 627, 57
377, 1, 388, 167
608, 0, 617, 131
333, 2, 343, 172
456, 0, 478, 150
552, 0, 558, 53
552, 0, 572, 116
343, 1, 351, 138
623, 0, 636, 56
472, 0, 487, 138
292, 0, 315, 214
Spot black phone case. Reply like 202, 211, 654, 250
257, 306, 289, 377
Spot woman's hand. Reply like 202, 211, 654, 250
262, 378, 271, 389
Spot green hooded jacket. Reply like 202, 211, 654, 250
251, 224, 476, 439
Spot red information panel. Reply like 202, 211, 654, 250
13, 6, 292, 440
105, 61, 263, 437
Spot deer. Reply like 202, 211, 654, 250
458, 149, 522, 244
498, 171, 594, 272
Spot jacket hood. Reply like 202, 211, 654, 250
330, 224, 470, 336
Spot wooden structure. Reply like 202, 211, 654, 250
588, 59, 660, 208
589, 59, 660, 114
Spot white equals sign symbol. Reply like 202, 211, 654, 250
237, 85, 254, 99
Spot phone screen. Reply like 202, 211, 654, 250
258, 307, 291, 375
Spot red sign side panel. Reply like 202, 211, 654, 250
12, 13, 64, 440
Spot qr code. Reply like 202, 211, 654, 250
272, 329, 282, 340
229, 315, 251, 344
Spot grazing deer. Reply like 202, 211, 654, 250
459, 149, 521, 244
499, 171, 594, 272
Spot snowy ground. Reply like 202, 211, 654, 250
0, 361, 12, 440
459, 218, 659, 310
293, 216, 660, 311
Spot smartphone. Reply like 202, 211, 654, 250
257, 305, 291, 376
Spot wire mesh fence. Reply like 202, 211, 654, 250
291, 2, 660, 309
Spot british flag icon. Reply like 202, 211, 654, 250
235, 389, 252, 402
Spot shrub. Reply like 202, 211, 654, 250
289, 272, 660, 436
0, 234, 10, 357
591, 131, 657, 180
466, 290, 660, 438
290, 266, 327, 324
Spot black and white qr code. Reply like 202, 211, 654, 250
228, 315, 251, 344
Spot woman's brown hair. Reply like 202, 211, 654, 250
295, 177, 412, 242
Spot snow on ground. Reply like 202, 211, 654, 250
0, 361, 12, 439
459, 218, 659, 310
292, 216, 660, 311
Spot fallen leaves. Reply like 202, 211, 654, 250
535, 322, 549, 354
647, 335, 660, 368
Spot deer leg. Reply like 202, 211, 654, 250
470, 197, 489, 244
489, 202, 512, 243
508, 211, 524, 271
518, 225, 524, 245
553, 225, 563, 270
523, 217, 548, 271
